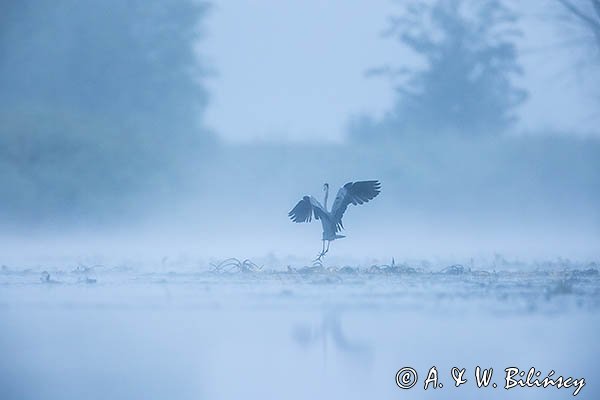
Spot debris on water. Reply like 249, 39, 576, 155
338, 266, 358, 274
110, 265, 134, 273
294, 265, 324, 274
570, 268, 598, 277
471, 269, 493, 277
440, 264, 470, 275
40, 271, 60, 284
78, 277, 97, 284
285, 260, 325, 273
72, 264, 103, 274
210, 258, 262, 273
72, 264, 92, 274
1, 257, 595, 315
368, 259, 416, 274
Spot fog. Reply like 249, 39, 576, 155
1, 1, 599, 399
1, 0, 598, 263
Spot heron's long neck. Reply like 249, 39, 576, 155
324, 187, 329, 212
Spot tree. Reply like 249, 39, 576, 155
552, 0, 600, 123
0, 1, 213, 224
351, 0, 526, 141
557, 0, 600, 51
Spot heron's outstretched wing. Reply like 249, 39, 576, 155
288, 196, 328, 223
330, 180, 381, 231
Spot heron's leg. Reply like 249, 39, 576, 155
320, 241, 329, 257
313, 241, 327, 262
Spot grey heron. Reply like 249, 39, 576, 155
288, 180, 381, 260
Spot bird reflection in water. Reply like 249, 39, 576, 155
291, 310, 373, 366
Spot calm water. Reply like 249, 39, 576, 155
1, 259, 599, 399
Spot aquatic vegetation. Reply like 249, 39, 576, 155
209, 258, 263, 273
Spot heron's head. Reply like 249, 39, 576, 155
323, 183, 329, 192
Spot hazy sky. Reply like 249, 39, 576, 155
202, 0, 599, 143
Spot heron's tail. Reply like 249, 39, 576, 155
334, 234, 346, 239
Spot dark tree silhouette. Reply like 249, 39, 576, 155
0, 1, 213, 224
557, 0, 600, 51
553, 0, 600, 120
351, 0, 526, 140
